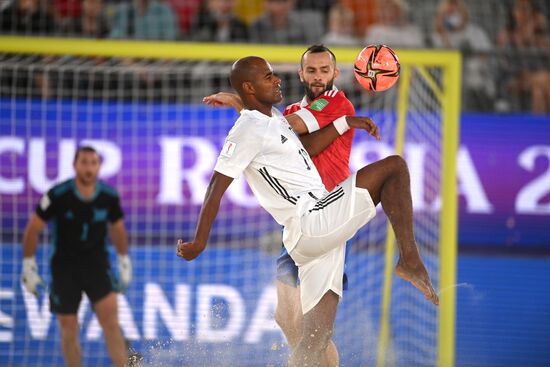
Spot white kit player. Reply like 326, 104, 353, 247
204, 44, 363, 366
178, 56, 438, 367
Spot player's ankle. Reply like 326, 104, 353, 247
397, 254, 422, 268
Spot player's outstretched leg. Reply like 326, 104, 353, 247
288, 290, 339, 367
356, 155, 439, 305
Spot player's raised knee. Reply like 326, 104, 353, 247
385, 154, 409, 172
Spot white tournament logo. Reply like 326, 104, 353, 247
221, 140, 237, 158
39, 194, 51, 211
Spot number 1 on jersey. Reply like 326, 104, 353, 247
80, 223, 89, 241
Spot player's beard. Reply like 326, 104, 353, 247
303, 79, 334, 101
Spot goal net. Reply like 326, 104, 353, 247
0, 40, 459, 367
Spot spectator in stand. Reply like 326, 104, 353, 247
364, 0, 425, 49
109, 0, 178, 99
433, 0, 492, 50
294, 0, 335, 20
54, 0, 110, 103
432, 0, 496, 111
189, 0, 249, 42
52, 0, 81, 33
250, 0, 324, 45
232, 0, 264, 25
110, 0, 178, 40
57, 0, 109, 38
167, 0, 202, 37
0, 0, 55, 35
497, 0, 550, 114
0, 0, 55, 99
321, 2, 359, 47
498, 0, 548, 49
53, 0, 80, 18
340, 0, 378, 39
80, 0, 109, 38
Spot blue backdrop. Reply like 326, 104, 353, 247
1, 100, 550, 365
1, 246, 549, 366
2, 99, 550, 249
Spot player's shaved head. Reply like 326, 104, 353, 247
230, 56, 267, 94
229, 56, 282, 112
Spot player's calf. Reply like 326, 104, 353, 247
289, 291, 338, 367
275, 281, 303, 348
57, 314, 81, 367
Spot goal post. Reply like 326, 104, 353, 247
0, 37, 460, 366
373, 52, 461, 367
438, 49, 461, 367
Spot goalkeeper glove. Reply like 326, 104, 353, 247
117, 254, 132, 292
21, 256, 45, 297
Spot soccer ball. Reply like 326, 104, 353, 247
354, 44, 400, 92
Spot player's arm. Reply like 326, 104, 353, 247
106, 192, 133, 291
110, 219, 129, 256
203, 92, 244, 112
204, 92, 309, 131
283, 92, 353, 134
202, 92, 380, 149
110, 218, 132, 291
177, 171, 234, 261
204, 93, 310, 134
22, 213, 47, 258
21, 213, 47, 296
287, 114, 380, 156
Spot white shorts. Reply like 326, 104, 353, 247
289, 173, 376, 314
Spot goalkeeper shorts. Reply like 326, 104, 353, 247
49, 257, 115, 314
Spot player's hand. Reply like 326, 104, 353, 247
176, 239, 204, 261
345, 116, 380, 140
117, 254, 133, 292
21, 256, 46, 298
203, 92, 243, 111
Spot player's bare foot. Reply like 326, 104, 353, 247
395, 258, 439, 305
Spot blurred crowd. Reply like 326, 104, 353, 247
0, 0, 549, 113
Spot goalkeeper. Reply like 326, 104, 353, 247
21, 146, 132, 367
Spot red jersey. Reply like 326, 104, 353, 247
284, 89, 355, 191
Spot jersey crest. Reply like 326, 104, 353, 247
309, 98, 329, 111
93, 208, 108, 222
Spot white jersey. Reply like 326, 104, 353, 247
214, 107, 327, 252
